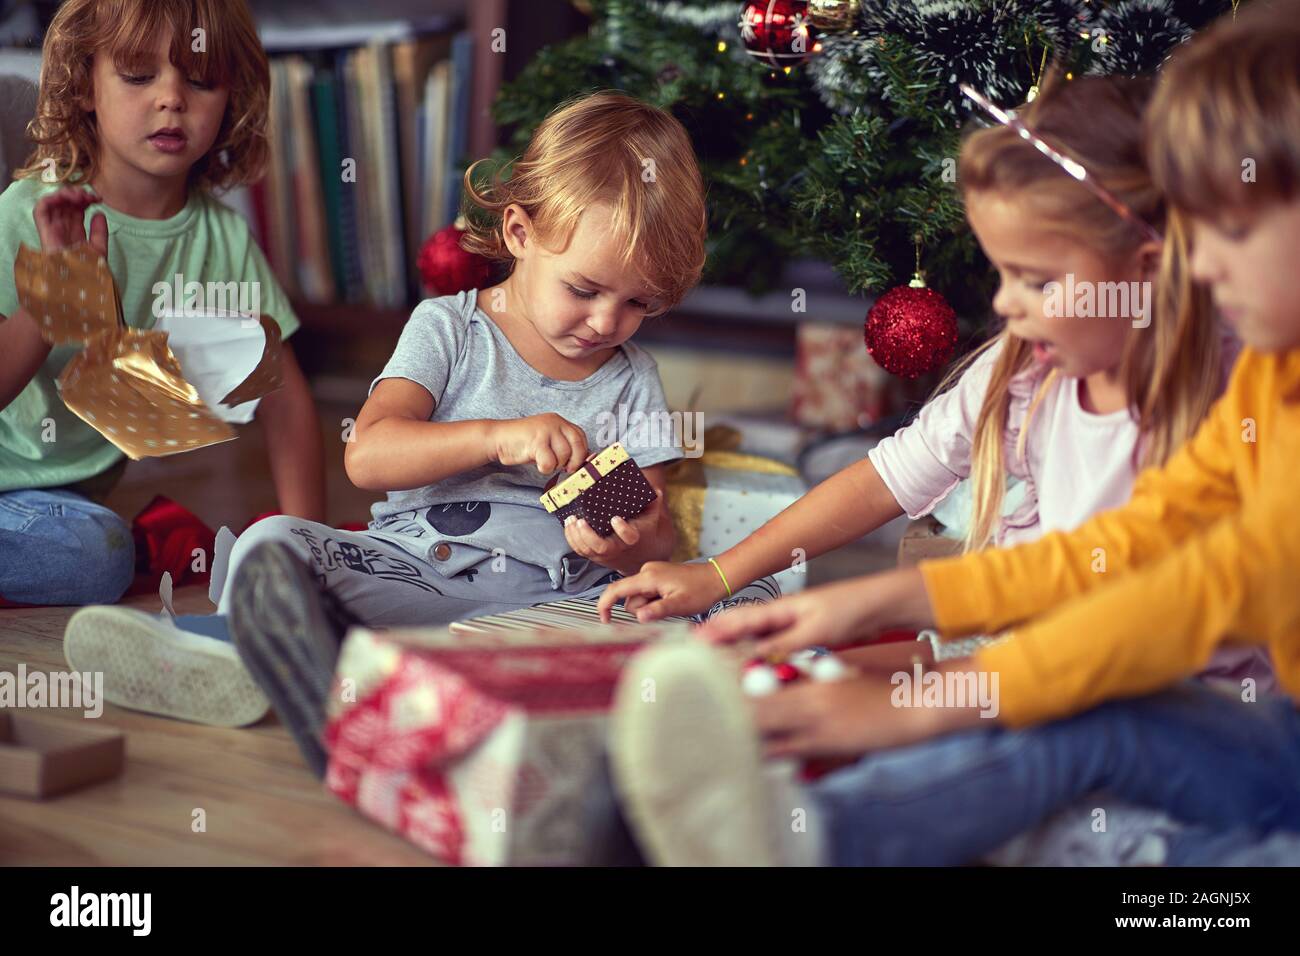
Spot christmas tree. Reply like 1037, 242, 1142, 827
489, 0, 1241, 321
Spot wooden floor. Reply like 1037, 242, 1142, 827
0, 585, 436, 866
0, 395, 897, 866
0, 398, 430, 866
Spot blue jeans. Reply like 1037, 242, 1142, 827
809, 682, 1300, 866
0, 487, 135, 605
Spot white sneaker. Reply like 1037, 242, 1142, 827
64, 606, 270, 727
609, 638, 783, 866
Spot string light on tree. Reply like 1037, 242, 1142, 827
1024, 28, 1047, 101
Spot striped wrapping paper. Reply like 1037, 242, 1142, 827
449, 598, 692, 635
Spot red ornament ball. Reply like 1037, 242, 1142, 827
738, 0, 817, 68
773, 662, 801, 683
418, 223, 492, 296
864, 285, 959, 379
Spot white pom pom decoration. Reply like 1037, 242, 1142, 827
741, 665, 781, 697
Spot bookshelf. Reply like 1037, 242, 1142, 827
249, 0, 603, 334
250, 0, 510, 157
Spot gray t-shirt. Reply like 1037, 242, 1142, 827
366, 289, 682, 588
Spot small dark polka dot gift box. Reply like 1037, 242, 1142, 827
539, 442, 657, 538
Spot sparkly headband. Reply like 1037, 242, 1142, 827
959, 83, 1164, 245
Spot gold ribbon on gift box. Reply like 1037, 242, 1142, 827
13, 243, 283, 460
539, 442, 632, 513
665, 425, 799, 563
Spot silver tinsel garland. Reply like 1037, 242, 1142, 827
1089, 0, 1192, 76
803, 0, 1201, 113
643, 1, 741, 34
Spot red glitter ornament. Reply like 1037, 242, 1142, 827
864, 284, 958, 379
418, 221, 492, 297
738, 0, 817, 68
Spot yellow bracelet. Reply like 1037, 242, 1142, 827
708, 557, 733, 598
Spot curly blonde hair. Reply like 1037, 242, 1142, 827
16, 0, 269, 193
461, 91, 708, 313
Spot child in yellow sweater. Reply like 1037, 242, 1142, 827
607, 0, 1300, 866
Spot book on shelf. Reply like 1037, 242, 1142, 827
423, 59, 452, 252
365, 43, 406, 308
285, 55, 336, 303
309, 69, 347, 297
445, 31, 474, 228
251, 27, 473, 311
331, 54, 365, 304
351, 45, 382, 305
393, 34, 452, 297
264, 59, 298, 298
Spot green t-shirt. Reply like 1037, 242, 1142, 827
0, 176, 300, 491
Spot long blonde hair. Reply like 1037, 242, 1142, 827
952, 73, 1220, 551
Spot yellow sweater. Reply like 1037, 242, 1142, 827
920, 346, 1300, 727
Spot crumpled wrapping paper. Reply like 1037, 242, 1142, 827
13, 242, 283, 459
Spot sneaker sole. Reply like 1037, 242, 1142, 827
63, 607, 269, 728
228, 542, 342, 777
609, 639, 776, 866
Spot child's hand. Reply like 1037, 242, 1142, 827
563, 494, 663, 573
695, 568, 934, 657
695, 575, 890, 656
596, 559, 729, 622
33, 187, 108, 257
753, 673, 970, 757
489, 413, 589, 475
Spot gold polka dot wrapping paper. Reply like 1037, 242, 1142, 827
13, 243, 284, 460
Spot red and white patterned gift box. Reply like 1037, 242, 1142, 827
324, 620, 691, 866
791, 321, 899, 432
